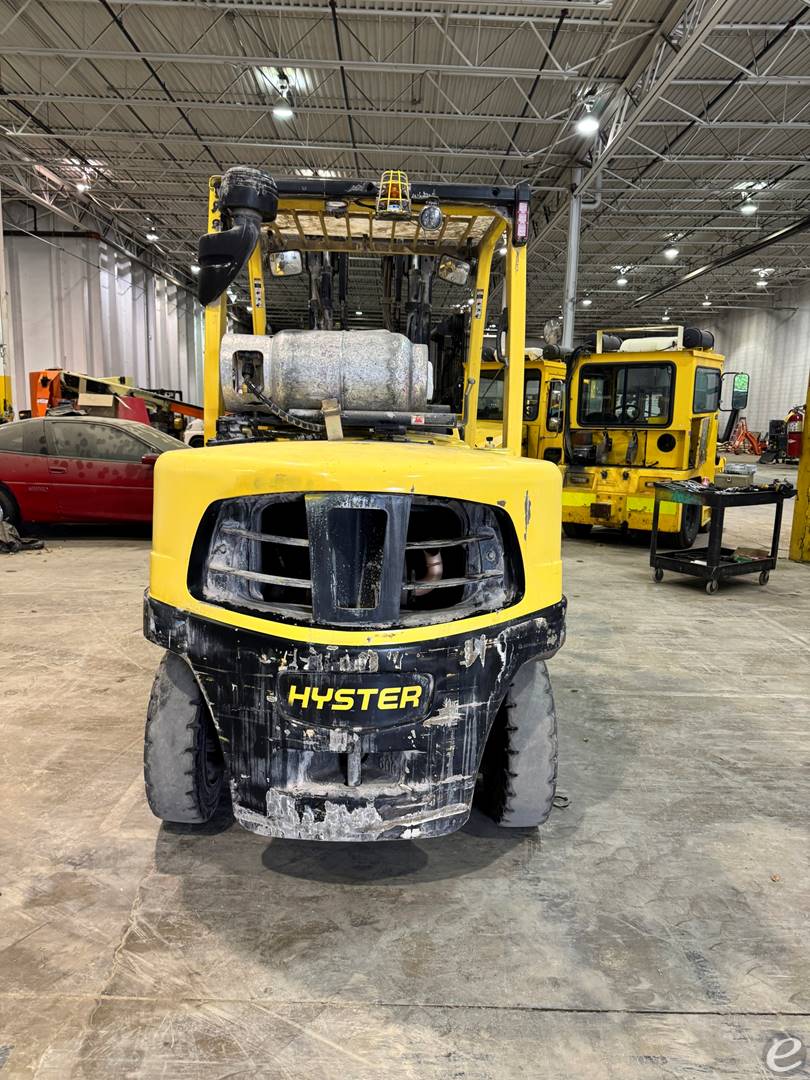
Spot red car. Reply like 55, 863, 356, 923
0, 416, 187, 526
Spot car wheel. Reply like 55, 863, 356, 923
0, 487, 20, 528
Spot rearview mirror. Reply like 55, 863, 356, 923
437, 255, 470, 286
269, 250, 303, 277
721, 371, 750, 411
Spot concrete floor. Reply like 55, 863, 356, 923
1, 462, 808, 1079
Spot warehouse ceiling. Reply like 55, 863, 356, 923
2, 0, 810, 339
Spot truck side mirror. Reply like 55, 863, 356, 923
721, 371, 750, 411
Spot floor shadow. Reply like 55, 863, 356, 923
257, 808, 538, 884
154, 803, 539, 886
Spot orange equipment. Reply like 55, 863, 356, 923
28, 369, 203, 434
725, 417, 765, 456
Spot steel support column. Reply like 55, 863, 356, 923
561, 167, 583, 352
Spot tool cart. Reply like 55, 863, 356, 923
649, 480, 796, 594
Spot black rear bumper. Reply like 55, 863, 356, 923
144, 596, 566, 841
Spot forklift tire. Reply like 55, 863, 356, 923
562, 522, 592, 540
475, 660, 558, 828
144, 651, 225, 825
0, 486, 20, 528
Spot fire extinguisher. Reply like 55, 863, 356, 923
786, 405, 805, 460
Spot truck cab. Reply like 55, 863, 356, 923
476, 351, 566, 462
562, 326, 738, 547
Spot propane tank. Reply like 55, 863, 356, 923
787, 405, 805, 460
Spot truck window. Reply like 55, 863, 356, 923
478, 369, 543, 422
693, 367, 721, 413
546, 379, 564, 431
578, 363, 674, 426
524, 373, 540, 420
477, 369, 504, 420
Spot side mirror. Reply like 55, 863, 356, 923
141, 453, 159, 466
721, 371, 750, 411
437, 255, 470, 286
269, 250, 304, 277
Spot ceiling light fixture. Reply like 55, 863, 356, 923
273, 100, 294, 121
739, 200, 757, 216
575, 103, 600, 137
76, 181, 90, 193
616, 275, 628, 287
702, 296, 711, 307
662, 311, 670, 321
663, 246, 679, 260
146, 230, 159, 242
756, 279, 768, 288
273, 77, 294, 121
355, 310, 363, 316
190, 263, 200, 275
581, 296, 593, 307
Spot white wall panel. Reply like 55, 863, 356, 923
4, 235, 202, 414
710, 288, 810, 433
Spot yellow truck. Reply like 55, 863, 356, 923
561, 326, 748, 547
476, 350, 566, 462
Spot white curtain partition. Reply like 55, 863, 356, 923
5, 235, 203, 415
706, 288, 810, 435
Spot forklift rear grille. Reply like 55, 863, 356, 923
189, 493, 523, 629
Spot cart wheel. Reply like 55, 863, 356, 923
758, 570, 770, 586
652, 568, 664, 583
705, 579, 720, 595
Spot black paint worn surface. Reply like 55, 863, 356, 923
144, 595, 566, 841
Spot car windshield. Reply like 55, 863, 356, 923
578, 363, 674, 426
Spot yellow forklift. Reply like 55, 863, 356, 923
476, 349, 566, 461
142, 168, 566, 841
561, 325, 748, 547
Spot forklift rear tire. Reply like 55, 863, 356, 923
144, 651, 225, 824
562, 523, 592, 540
475, 660, 558, 828
0, 487, 20, 528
